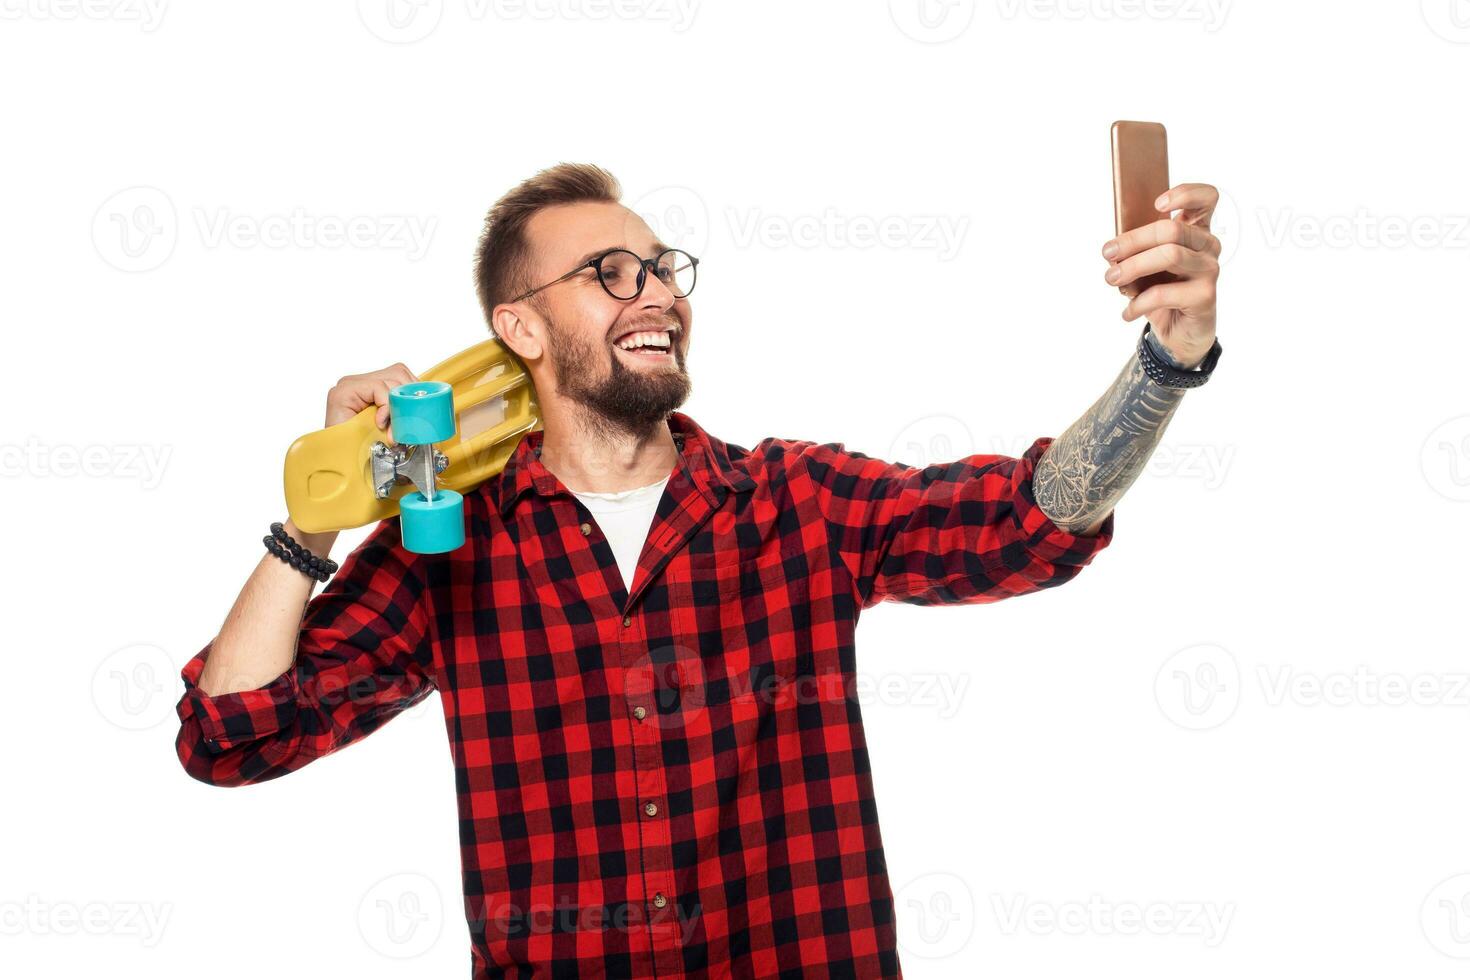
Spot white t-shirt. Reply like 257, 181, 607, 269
568, 475, 671, 592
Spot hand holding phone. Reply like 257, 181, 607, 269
1103, 120, 1223, 366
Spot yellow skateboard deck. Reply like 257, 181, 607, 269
284, 338, 540, 534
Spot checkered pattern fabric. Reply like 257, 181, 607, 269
176, 411, 1114, 977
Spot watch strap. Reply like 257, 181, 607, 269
1138, 322, 1221, 389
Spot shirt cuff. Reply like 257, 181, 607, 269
1009, 436, 1117, 566
176, 640, 300, 752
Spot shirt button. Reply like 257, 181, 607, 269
643, 801, 659, 817
652, 893, 667, 909
633, 706, 647, 720
579, 522, 591, 536
622, 616, 632, 628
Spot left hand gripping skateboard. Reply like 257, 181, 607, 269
283, 338, 539, 554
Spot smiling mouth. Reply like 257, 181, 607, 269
611, 326, 679, 360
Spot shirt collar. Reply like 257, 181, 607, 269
493, 411, 754, 519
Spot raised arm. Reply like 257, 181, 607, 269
1035, 182, 1223, 536
175, 361, 437, 786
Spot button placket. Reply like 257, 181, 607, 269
619, 611, 681, 955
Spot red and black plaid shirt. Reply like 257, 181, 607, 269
176, 410, 1114, 978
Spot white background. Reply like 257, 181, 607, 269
5, 0, 1470, 976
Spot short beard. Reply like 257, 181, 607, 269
542, 309, 691, 441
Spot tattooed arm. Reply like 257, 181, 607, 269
1034, 181, 1224, 536
1034, 331, 1204, 535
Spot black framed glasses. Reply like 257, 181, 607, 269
509, 247, 699, 304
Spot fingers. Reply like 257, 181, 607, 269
1106, 240, 1219, 289
373, 364, 419, 434
325, 362, 418, 430
1157, 182, 1219, 230
373, 379, 394, 430
1103, 216, 1221, 263
1104, 184, 1222, 330
1157, 183, 1218, 213
1120, 278, 1215, 322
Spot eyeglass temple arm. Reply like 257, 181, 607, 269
508, 261, 597, 304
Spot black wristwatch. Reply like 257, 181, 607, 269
1137, 322, 1222, 389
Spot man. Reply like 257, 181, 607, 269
176, 162, 1222, 977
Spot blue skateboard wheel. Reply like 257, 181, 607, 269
399, 488, 465, 553
389, 381, 456, 444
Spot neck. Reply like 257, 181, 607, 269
537, 401, 679, 494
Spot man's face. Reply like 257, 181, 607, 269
514, 201, 693, 437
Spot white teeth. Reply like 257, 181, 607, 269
615, 330, 672, 350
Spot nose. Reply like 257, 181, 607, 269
636, 260, 680, 312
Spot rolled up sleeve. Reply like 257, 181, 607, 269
175, 517, 438, 787
178, 655, 301, 752
794, 435, 1115, 609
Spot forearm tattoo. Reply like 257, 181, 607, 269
1033, 332, 1191, 533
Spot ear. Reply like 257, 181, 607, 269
491, 303, 544, 362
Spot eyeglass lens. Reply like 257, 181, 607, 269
598, 249, 696, 300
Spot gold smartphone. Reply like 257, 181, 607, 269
1111, 120, 1179, 292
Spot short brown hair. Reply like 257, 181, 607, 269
473, 162, 622, 334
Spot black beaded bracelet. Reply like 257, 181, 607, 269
274, 522, 338, 575
265, 521, 338, 582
